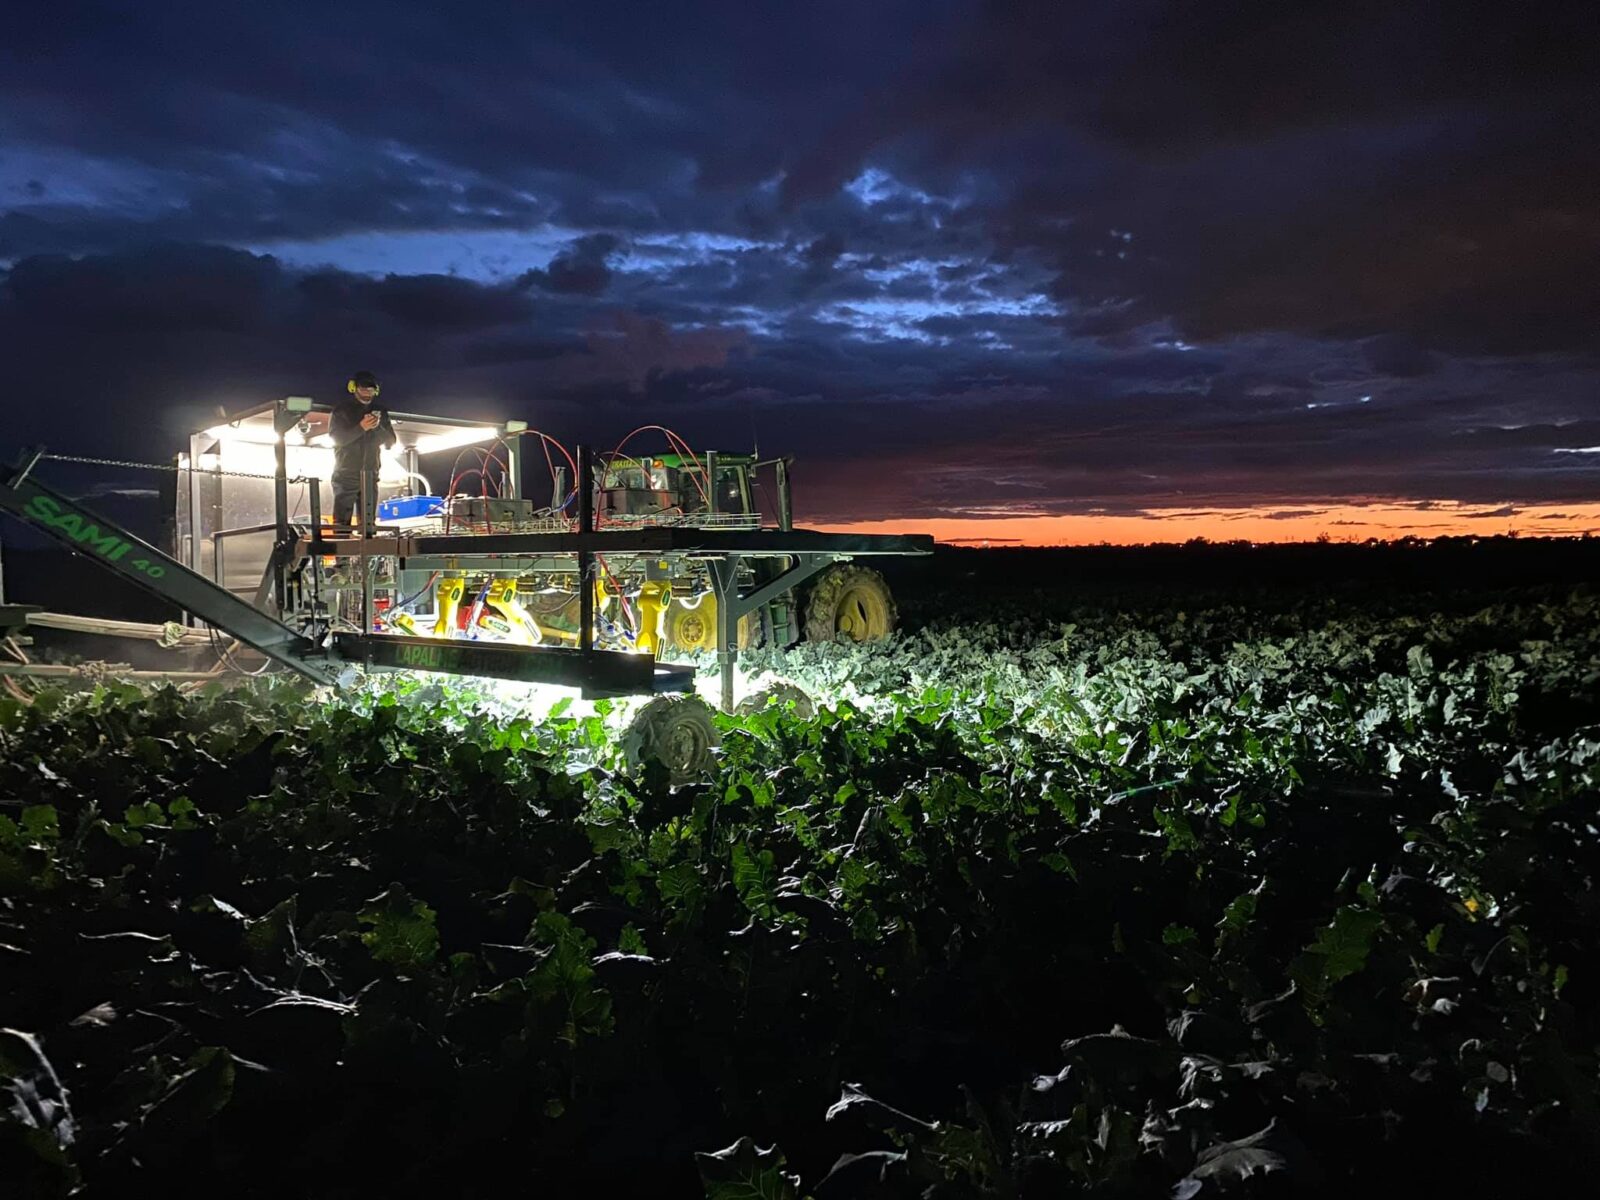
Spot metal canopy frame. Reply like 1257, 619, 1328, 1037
180, 396, 529, 591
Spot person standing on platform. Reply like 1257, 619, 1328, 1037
329, 369, 394, 532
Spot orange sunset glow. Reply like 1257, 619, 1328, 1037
814, 500, 1600, 547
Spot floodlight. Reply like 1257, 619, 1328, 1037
413, 427, 501, 454
203, 424, 279, 446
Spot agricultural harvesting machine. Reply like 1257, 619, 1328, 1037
0, 396, 931, 774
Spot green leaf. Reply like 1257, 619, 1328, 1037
1425, 923, 1444, 954
1178, 1122, 1301, 1195
19, 805, 59, 843
99, 821, 144, 847
1162, 924, 1198, 946
1152, 803, 1199, 853
695, 1136, 802, 1200
731, 842, 778, 918
140, 1046, 236, 1142
0, 1027, 77, 1175
358, 885, 440, 969
1218, 792, 1266, 830
1040, 852, 1078, 880
618, 923, 648, 955
123, 801, 164, 829
1291, 906, 1384, 1006
245, 897, 299, 963
529, 911, 613, 1044
1217, 890, 1259, 941
656, 862, 702, 905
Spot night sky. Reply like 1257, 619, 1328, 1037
2, 1, 1598, 543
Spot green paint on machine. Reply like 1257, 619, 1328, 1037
21, 491, 167, 577
25, 492, 133, 562
396, 643, 451, 670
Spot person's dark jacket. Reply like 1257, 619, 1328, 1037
328, 398, 396, 485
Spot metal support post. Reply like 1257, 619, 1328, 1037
706, 450, 719, 517
708, 555, 741, 712
577, 444, 594, 651
269, 459, 288, 613
776, 456, 793, 532
271, 407, 293, 612
359, 467, 374, 634
307, 477, 323, 624
185, 434, 204, 575
269, 400, 315, 615
404, 446, 420, 497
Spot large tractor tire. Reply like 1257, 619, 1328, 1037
621, 695, 719, 784
804, 564, 898, 643
661, 595, 760, 654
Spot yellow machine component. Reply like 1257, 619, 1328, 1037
433, 576, 465, 637
635, 580, 671, 656
476, 611, 514, 638
388, 611, 419, 636
661, 593, 758, 653
483, 577, 541, 645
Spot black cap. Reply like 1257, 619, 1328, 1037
351, 370, 380, 388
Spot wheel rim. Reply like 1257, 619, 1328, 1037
665, 596, 757, 653
660, 719, 710, 774
674, 608, 711, 651
835, 584, 891, 640
627, 697, 718, 782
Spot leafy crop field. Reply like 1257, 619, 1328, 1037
3, 567, 1599, 1197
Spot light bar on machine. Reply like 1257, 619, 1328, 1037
413, 426, 502, 454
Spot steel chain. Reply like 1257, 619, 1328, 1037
39, 452, 316, 483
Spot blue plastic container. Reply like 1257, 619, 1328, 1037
377, 495, 444, 521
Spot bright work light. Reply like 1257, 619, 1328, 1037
413, 427, 501, 455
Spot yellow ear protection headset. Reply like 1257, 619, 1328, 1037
347, 372, 381, 395
347, 379, 381, 395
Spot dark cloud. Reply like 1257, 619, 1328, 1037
0, 1, 1597, 531
5, 244, 282, 333
760, 2, 1600, 356
517, 234, 621, 296
0, 244, 744, 456
1361, 335, 1436, 379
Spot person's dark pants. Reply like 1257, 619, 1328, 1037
331, 474, 378, 532
330, 475, 378, 590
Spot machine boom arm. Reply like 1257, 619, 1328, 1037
0, 451, 344, 685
